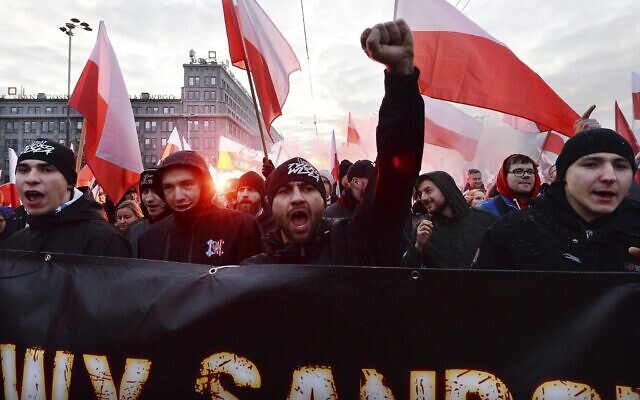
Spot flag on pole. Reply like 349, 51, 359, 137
614, 101, 640, 155
395, 0, 579, 137
347, 112, 361, 145
0, 148, 21, 207
502, 114, 548, 133
330, 130, 339, 182
159, 127, 190, 164
632, 72, 640, 120
222, 0, 300, 141
540, 131, 565, 156
423, 95, 482, 162
68, 21, 143, 203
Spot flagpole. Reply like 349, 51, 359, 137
243, 67, 269, 160
75, 118, 88, 173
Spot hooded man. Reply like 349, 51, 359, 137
137, 151, 262, 265
236, 170, 276, 234
126, 168, 173, 256
476, 154, 541, 217
402, 171, 495, 268
473, 128, 640, 271
242, 19, 424, 266
325, 160, 375, 219
318, 170, 336, 206
2, 138, 131, 257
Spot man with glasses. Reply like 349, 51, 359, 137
476, 154, 541, 218
473, 128, 640, 271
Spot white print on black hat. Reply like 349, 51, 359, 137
22, 140, 55, 156
287, 159, 320, 182
206, 238, 224, 257
140, 174, 153, 186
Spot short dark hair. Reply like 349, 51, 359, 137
467, 168, 481, 175
502, 154, 535, 174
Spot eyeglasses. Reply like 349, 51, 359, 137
508, 168, 536, 177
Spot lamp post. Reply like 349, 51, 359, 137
59, 18, 92, 148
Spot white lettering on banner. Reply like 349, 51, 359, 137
410, 371, 436, 400
287, 366, 338, 400
0, 344, 74, 400
532, 380, 602, 400
195, 352, 261, 399
83, 355, 151, 400
616, 386, 640, 400
360, 368, 397, 399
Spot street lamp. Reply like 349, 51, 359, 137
59, 18, 92, 148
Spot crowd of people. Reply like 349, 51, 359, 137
1, 19, 639, 273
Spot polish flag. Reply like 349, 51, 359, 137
0, 148, 21, 207
347, 112, 361, 145
423, 95, 481, 162
632, 72, 640, 120
159, 127, 190, 164
614, 101, 640, 155
540, 131, 565, 156
502, 114, 549, 134
330, 130, 339, 182
222, 0, 300, 141
68, 21, 143, 203
395, 0, 579, 137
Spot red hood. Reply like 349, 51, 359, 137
495, 159, 541, 209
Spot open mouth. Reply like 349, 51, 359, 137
290, 209, 309, 229
593, 190, 616, 201
24, 190, 45, 203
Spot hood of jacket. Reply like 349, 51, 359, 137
415, 171, 469, 220
495, 158, 541, 209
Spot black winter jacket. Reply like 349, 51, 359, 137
138, 203, 263, 266
402, 171, 495, 268
243, 69, 424, 266
472, 182, 640, 271
324, 189, 358, 219
1, 193, 131, 257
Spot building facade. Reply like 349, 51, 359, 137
0, 54, 281, 182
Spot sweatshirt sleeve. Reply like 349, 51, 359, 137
355, 68, 424, 267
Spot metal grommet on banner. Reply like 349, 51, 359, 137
44, 254, 52, 262
209, 267, 218, 275
410, 270, 420, 280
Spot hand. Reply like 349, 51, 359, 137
628, 247, 640, 259
262, 157, 275, 179
573, 105, 601, 134
360, 19, 414, 75
414, 219, 433, 251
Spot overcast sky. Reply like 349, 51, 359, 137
1, 0, 639, 181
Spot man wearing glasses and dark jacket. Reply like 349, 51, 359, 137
476, 154, 541, 218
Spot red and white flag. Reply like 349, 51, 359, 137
502, 114, 549, 134
330, 130, 339, 182
0, 148, 21, 207
222, 0, 300, 141
632, 72, 640, 120
423, 95, 481, 162
159, 127, 190, 164
347, 112, 361, 146
68, 21, 143, 203
614, 101, 640, 155
540, 131, 565, 156
395, 0, 579, 137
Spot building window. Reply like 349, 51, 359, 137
76, 121, 83, 131
188, 76, 194, 86
10, 107, 18, 115
203, 137, 210, 149
163, 107, 169, 114
135, 121, 140, 132
187, 105, 196, 114
195, 76, 200, 86
204, 121, 210, 131
144, 155, 152, 164
212, 76, 217, 85
144, 138, 151, 149
191, 138, 199, 149
41, 121, 49, 133
161, 138, 168, 147
24, 122, 31, 133
153, 106, 159, 114
151, 121, 157, 132
151, 155, 157, 164
59, 121, 65, 133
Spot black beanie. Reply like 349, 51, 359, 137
17, 138, 77, 186
139, 168, 156, 190
237, 171, 265, 198
556, 128, 637, 180
347, 160, 375, 181
266, 157, 326, 202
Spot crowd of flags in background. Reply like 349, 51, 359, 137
2, 0, 640, 208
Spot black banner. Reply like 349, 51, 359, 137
0, 250, 638, 399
